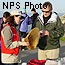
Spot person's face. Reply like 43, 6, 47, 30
42, 6, 52, 17
3, 17, 6, 23
32, 11, 35, 14
14, 15, 21, 24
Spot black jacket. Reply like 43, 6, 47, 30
31, 13, 39, 29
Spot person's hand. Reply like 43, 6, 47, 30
40, 30, 45, 37
44, 30, 49, 36
40, 30, 49, 37
20, 42, 29, 46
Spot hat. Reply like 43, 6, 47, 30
31, 8, 36, 12
22, 8, 26, 13
10, 10, 21, 16
24, 27, 40, 50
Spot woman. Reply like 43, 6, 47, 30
1, 10, 29, 65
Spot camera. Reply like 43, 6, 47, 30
40, 33, 42, 35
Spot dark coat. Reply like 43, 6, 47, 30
31, 13, 39, 29
34, 12, 64, 50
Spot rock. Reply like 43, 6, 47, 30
60, 14, 65, 24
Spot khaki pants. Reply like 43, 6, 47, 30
38, 48, 59, 60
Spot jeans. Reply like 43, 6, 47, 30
2, 63, 18, 65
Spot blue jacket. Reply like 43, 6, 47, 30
20, 14, 33, 32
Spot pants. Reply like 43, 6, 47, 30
1, 63, 18, 65
38, 48, 59, 60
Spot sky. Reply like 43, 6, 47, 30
0, 0, 65, 17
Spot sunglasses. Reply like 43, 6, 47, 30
42, 10, 50, 13
15, 15, 22, 19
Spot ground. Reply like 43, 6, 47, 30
18, 41, 65, 65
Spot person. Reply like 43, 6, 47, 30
19, 8, 32, 50
1, 11, 10, 30
34, 1, 64, 60
0, 12, 10, 65
0, 40, 1, 65
0, 17, 3, 41
20, 8, 32, 38
1, 10, 29, 65
0, 17, 3, 65
31, 8, 39, 29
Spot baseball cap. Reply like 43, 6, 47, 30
10, 10, 21, 16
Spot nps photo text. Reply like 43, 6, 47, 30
3, 2, 42, 9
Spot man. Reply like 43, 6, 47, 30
31, 8, 39, 29
34, 2, 64, 60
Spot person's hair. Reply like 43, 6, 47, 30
31, 8, 36, 12
5, 15, 20, 26
42, 1, 52, 10
3, 11, 10, 19
5, 16, 14, 25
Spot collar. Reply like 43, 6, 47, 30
38, 12, 57, 25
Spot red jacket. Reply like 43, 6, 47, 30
1, 24, 20, 56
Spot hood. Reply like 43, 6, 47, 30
38, 12, 58, 25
